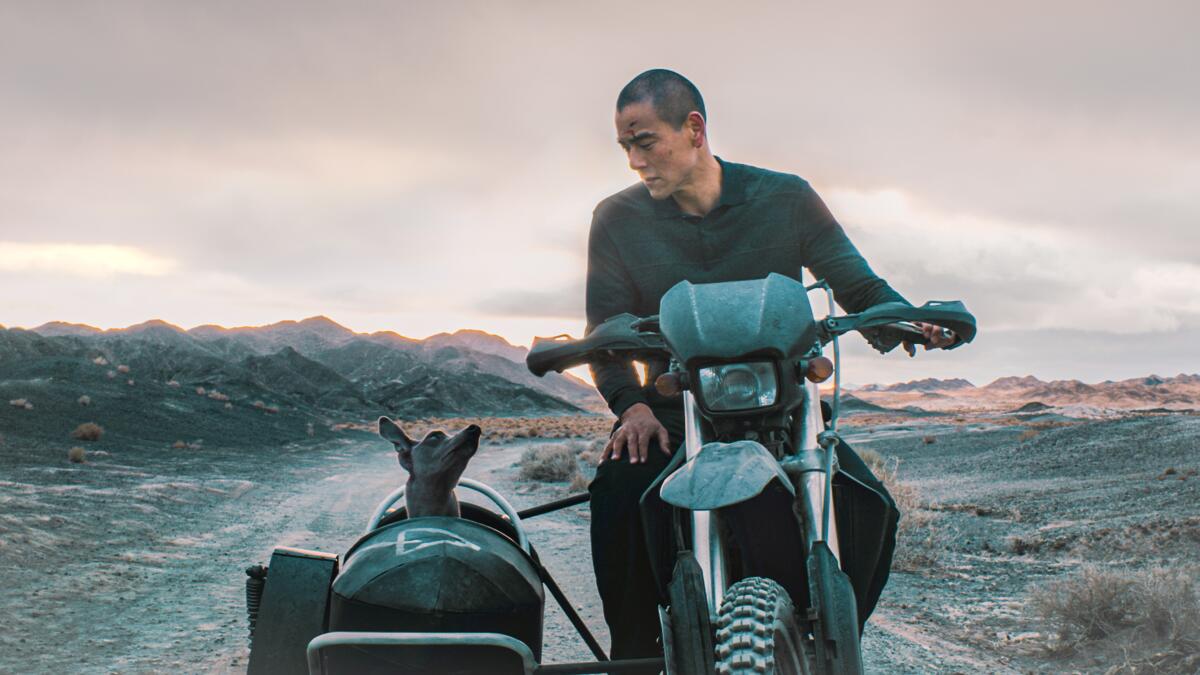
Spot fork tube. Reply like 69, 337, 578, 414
682, 392, 723, 612
795, 381, 842, 563
683, 391, 703, 460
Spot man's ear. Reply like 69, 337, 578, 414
378, 416, 414, 453
685, 111, 706, 147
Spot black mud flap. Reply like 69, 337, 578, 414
247, 546, 339, 675
639, 449, 688, 601
807, 541, 863, 675
832, 442, 899, 627
664, 550, 715, 675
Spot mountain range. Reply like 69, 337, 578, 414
0, 317, 606, 447
4, 316, 1195, 451
850, 374, 1200, 411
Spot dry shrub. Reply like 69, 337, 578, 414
67, 446, 86, 463
1007, 534, 1045, 555
92, 356, 108, 366
172, 440, 187, 449
78, 395, 91, 406
207, 390, 229, 402
116, 364, 130, 374
866, 449, 949, 572
1030, 565, 1200, 672
196, 386, 206, 396
519, 444, 581, 482
9, 398, 29, 409
71, 422, 104, 442
569, 472, 591, 491
857, 447, 889, 476
1018, 429, 1039, 442
1027, 419, 1077, 431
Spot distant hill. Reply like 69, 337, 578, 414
983, 375, 1045, 390
1, 318, 607, 447
31, 321, 103, 337
23, 316, 605, 414
852, 372, 1200, 412
423, 329, 528, 363
824, 393, 893, 414
860, 377, 975, 392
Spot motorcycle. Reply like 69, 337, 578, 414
524, 272, 977, 674
242, 271, 974, 675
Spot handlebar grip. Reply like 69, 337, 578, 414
526, 337, 586, 376
863, 321, 962, 354
887, 321, 962, 345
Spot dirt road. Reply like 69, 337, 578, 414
15, 414, 1164, 673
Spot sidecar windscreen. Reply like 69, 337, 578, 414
659, 273, 818, 366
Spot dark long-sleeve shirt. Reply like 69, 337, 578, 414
585, 158, 908, 418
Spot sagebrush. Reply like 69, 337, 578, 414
519, 443, 584, 482
71, 422, 104, 441
1029, 565, 1200, 673
859, 447, 949, 572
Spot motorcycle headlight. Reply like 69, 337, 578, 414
696, 362, 778, 412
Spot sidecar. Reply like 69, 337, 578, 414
244, 479, 661, 675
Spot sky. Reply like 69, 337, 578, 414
1, 1, 1197, 386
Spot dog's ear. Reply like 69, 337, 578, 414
379, 417, 415, 472
379, 417, 415, 452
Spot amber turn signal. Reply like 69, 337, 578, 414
654, 372, 689, 397
805, 356, 834, 383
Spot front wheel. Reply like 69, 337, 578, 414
714, 577, 809, 675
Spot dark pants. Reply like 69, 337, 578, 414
588, 413, 685, 668
588, 411, 898, 666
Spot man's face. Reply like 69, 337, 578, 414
616, 101, 702, 200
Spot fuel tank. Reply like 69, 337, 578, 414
328, 515, 545, 659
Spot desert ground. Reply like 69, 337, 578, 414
1, 407, 1198, 674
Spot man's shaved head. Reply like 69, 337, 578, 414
616, 69, 706, 129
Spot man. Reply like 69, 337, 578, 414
585, 69, 955, 665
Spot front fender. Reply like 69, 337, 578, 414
659, 440, 794, 511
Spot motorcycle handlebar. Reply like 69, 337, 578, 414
526, 301, 977, 376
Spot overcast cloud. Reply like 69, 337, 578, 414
1, 1, 1196, 385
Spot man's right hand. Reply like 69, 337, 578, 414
601, 402, 671, 465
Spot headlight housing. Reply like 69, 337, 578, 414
696, 361, 778, 412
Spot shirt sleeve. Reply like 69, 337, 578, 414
585, 210, 648, 418
794, 181, 910, 313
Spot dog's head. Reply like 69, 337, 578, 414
378, 416, 482, 486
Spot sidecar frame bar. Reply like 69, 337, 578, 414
307, 631, 664, 674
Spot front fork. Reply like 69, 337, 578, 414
785, 380, 843, 563
683, 391, 727, 615
685, 381, 842, 617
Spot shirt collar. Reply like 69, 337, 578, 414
652, 156, 746, 218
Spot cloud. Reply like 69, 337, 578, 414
0, 242, 175, 277
0, 2, 1195, 382
824, 188, 1200, 334
475, 280, 586, 320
